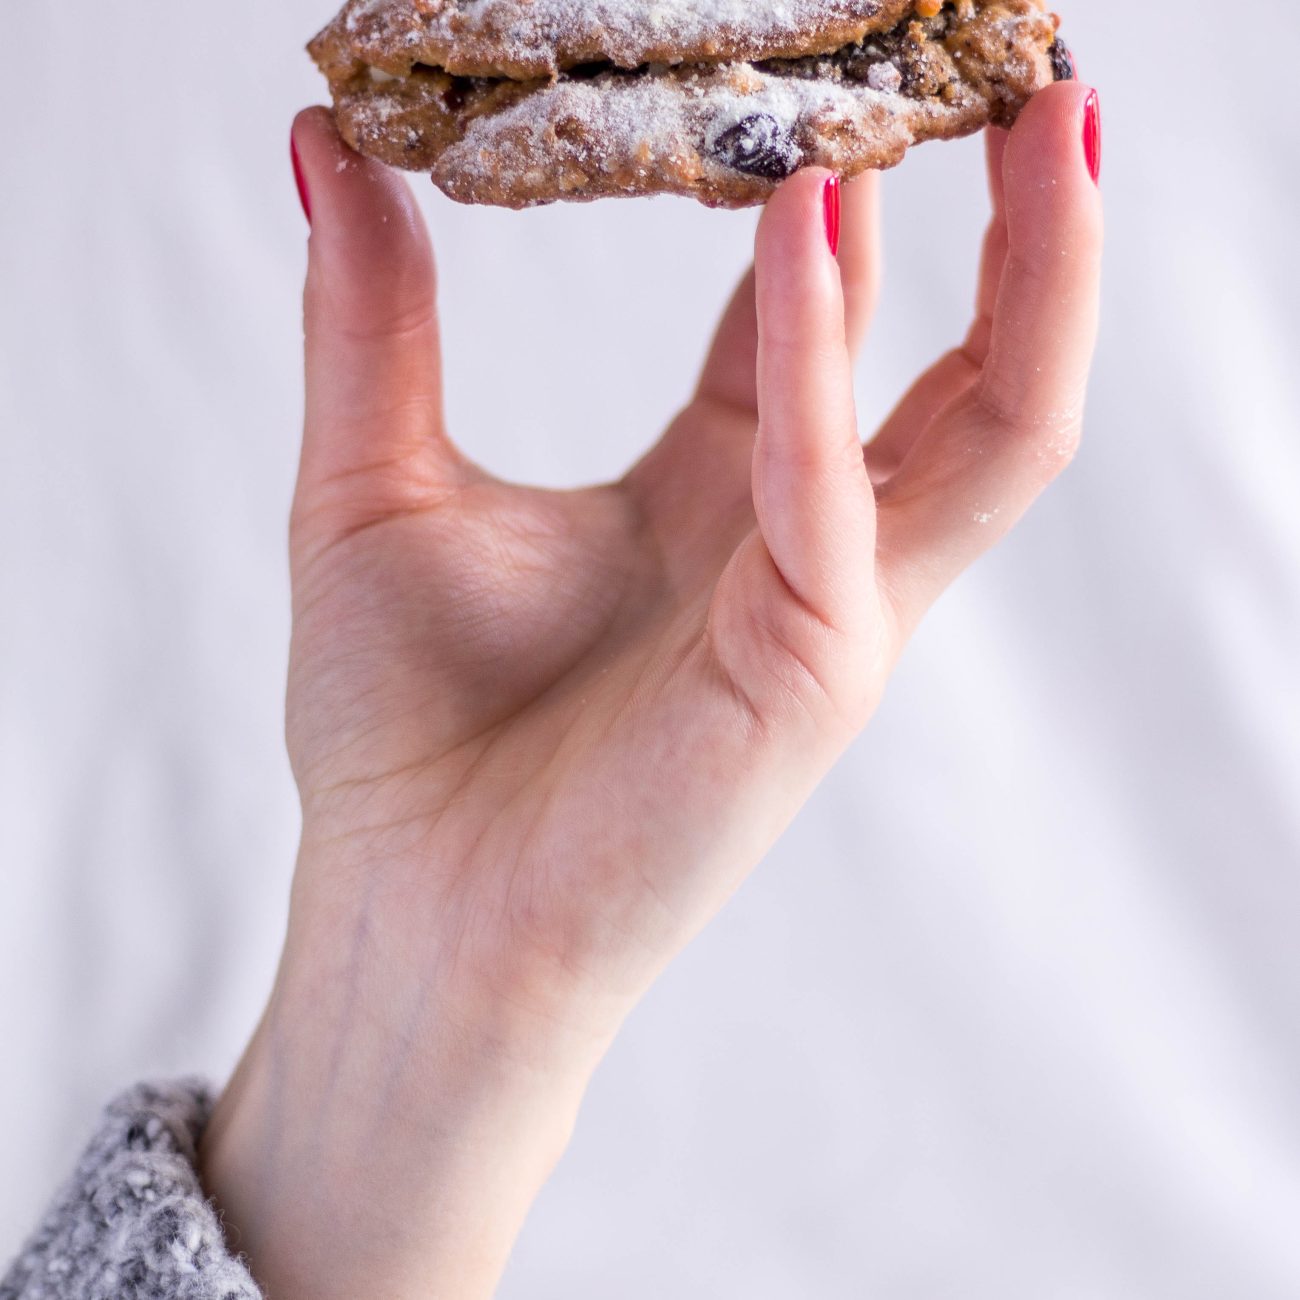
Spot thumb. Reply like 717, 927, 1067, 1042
706, 170, 881, 736
291, 108, 459, 529
752, 169, 876, 643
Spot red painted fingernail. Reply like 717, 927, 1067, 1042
823, 174, 841, 257
1082, 89, 1102, 186
291, 133, 312, 225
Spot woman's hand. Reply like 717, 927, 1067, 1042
200, 85, 1102, 1299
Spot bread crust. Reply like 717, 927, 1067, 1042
309, 0, 1068, 208
310, 0, 920, 80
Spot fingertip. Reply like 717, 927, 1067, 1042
1003, 82, 1104, 221
290, 107, 430, 262
1011, 78, 1096, 136
293, 109, 450, 500
756, 167, 840, 265
992, 82, 1104, 358
754, 167, 847, 369
753, 167, 854, 469
289, 108, 354, 220
291, 105, 437, 349
291, 106, 338, 147
289, 110, 342, 227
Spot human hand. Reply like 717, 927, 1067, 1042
201, 84, 1102, 1299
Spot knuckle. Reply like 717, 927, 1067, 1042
972, 378, 1086, 477
737, 590, 879, 737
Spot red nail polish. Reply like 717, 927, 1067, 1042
823, 174, 841, 257
1082, 90, 1102, 186
291, 133, 312, 225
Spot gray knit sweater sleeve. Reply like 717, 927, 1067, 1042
1, 1081, 262, 1300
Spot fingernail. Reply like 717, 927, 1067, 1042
823, 174, 841, 257
291, 133, 312, 225
1082, 89, 1102, 186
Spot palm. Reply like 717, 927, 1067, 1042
286, 394, 860, 1028
290, 397, 751, 762
290, 475, 659, 779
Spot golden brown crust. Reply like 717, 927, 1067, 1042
310, 0, 919, 81
310, 0, 1067, 209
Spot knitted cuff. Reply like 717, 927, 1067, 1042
1, 1080, 261, 1300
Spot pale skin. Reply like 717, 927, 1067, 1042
199, 82, 1103, 1298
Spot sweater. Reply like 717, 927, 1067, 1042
0, 1082, 260, 1300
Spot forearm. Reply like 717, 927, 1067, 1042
198, 855, 606, 1300
200, 1044, 580, 1298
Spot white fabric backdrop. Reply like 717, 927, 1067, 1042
3, 1, 1299, 1293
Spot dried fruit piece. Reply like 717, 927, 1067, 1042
711, 114, 802, 180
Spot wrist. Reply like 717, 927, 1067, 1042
199, 854, 608, 1299
201, 1000, 593, 1300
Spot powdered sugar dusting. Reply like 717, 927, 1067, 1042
335, 0, 912, 76
429, 62, 943, 205
316, 0, 1061, 207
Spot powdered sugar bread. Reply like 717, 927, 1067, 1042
308, 0, 1074, 209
